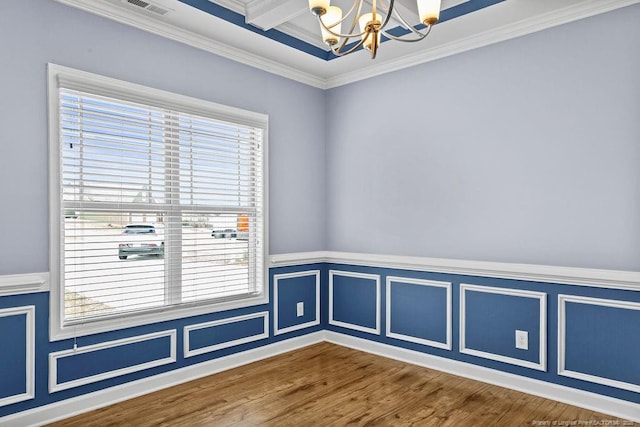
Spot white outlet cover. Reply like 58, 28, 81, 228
296, 302, 304, 317
515, 330, 529, 350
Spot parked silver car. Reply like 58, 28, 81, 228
118, 224, 164, 260
211, 228, 237, 239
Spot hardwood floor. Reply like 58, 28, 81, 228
48, 342, 629, 426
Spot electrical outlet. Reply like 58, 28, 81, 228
296, 302, 304, 317
515, 330, 528, 350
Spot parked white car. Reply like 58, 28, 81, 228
211, 228, 237, 239
118, 224, 164, 260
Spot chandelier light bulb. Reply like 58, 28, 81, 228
320, 6, 343, 45
309, 0, 330, 16
358, 13, 381, 53
418, 0, 441, 25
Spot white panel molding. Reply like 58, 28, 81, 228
4, 329, 639, 424
2, 332, 326, 427
270, 251, 640, 291
324, 331, 640, 423
183, 311, 269, 358
558, 294, 640, 393
0, 306, 35, 408
329, 270, 381, 335
385, 276, 452, 350
0, 273, 49, 297
459, 284, 547, 371
49, 330, 177, 393
273, 270, 321, 336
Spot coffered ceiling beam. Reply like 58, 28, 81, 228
245, 0, 308, 31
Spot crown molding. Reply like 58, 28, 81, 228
324, 0, 640, 88
277, 21, 329, 50
55, 0, 638, 90
53, 0, 327, 89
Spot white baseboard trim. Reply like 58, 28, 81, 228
324, 331, 640, 423
0, 332, 325, 427
3, 330, 638, 425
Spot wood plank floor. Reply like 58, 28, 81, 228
48, 342, 630, 426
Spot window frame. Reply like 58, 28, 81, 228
47, 64, 269, 341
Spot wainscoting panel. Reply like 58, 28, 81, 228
49, 330, 177, 393
0, 306, 35, 407
274, 270, 320, 335
329, 270, 381, 335
385, 276, 451, 350
3, 254, 640, 424
558, 294, 640, 393
460, 284, 546, 371
184, 312, 269, 358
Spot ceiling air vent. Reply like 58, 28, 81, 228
122, 0, 170, 16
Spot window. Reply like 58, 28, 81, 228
48, 64, 267, 340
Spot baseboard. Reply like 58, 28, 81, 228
324, 331, 640, 423
3, 330, 638, 425
0, 332, 325, 427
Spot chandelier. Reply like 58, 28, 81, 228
308, 0, 442, 59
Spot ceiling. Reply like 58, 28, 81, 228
56, 0, 637, 88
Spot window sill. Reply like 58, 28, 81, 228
49, 292, 269, 342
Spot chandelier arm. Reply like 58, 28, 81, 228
321, 0, 361, 32
343, 0, 361, 25
378, 0, 395, 32
330, 33, 370, 57
348, 0, 366, 35
317, 14, 369, 39
334, 34, 356, 55
370, 32, 379, 59
316, 0, 368, 41
381, 24, 432, 42
335, 33, 353, 54
366, 0, 394, 33
389, 4, 430, 37
329, 2, 367, 57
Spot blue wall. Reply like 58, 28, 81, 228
0, 264, 326, 418
274, 271, 320, 334
463, 288, 542, 365
387, 276, 450, 349
324, 263, 640, 404
1, 262, 639, 419
563, 298, 640, 387
0, 309, 30, 402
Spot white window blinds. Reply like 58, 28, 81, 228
50, 65, 266, 332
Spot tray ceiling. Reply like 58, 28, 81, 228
56, 0, 638, 88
